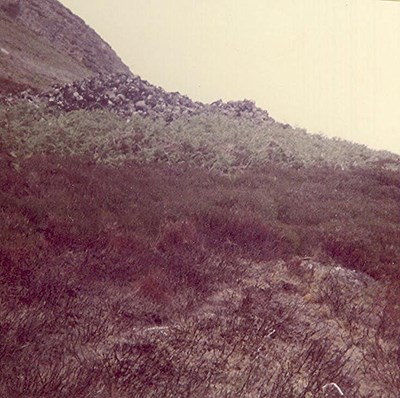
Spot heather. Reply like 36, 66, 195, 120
0, 86, 400, 398
1, 133, 399, 396
1, 78, 400, 397
3, 0, 400, 395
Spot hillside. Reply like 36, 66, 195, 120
1, 99, 400, 398
0, 2, 400, 398
1, 143, 400, 397
2, 73, 400, 171
0, 0, 130, 94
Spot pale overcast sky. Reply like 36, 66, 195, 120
60, 0, 400, 155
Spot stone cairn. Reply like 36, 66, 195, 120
1, 73, 273, 123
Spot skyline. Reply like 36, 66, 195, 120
60, 0, 400, 155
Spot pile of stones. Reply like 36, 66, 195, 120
36, 73, 273, 123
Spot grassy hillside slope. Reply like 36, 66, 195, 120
0, 0, 130, 94
0, 11, 91, 93
1, 101, 399, 171
1, 102, 399, 397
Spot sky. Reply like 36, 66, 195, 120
60, 0, 400, 155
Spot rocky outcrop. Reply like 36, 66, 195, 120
37, 73, 272, 122
42, 73, 201, 120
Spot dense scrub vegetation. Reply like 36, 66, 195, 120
2, 150, 399, 282
1, 102, 399, 397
